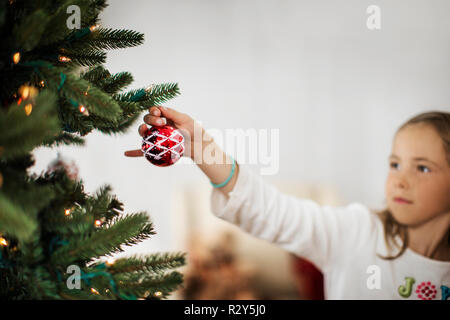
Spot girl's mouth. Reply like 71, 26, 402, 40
394, 197, 413, 204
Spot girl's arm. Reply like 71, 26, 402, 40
125, 105, 376, 273
191, 126, 240, 198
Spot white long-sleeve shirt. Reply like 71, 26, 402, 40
209, 165, 450, 300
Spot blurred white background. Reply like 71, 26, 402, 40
31, 0, 450, 263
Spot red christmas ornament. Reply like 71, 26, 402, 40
141, 125, 185, 167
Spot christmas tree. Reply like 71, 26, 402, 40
0, 0, 186, 299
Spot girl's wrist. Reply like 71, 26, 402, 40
189, 126, 238, 196
190, 126, 213, 163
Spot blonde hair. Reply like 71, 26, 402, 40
377, 110, 450, 260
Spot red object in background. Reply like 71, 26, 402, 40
292, 256, 324, 300
141, 125, 185, 167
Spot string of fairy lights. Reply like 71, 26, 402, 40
10, 25, 154, 123
10, 24, 101, 118
2, 5, 167, 298
0, 205, 164, 299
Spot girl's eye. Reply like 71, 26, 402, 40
390, 162, 399, 169
418, 165, 430, 173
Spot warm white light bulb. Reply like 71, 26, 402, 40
58, 55, 71, 62
91, 288, 99, 295
24, 103, 32, 116
0, 237, 8, 246
13, 52, 20, 64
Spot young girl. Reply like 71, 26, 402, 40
125, 108, 450, 300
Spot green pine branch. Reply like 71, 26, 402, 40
87, 112, 140, 135
0, 192, 38, 241
114, 83, 180, 105
59, 47, 106, 67
0, 90, 60, 160
40, 66, 122, 121
108, 252, 187, 275
80, 0, 108, 29
116, 100, 142, 116
51, 212, 156, 265
87, 185, 123, 222
39, 0, 92, 46
114, 112, 140, 133
67, 28, 145, 51
0, 0, 186, 300
11, 9, 48, 52
81, 64, 111, 83
99, 71, 134, 94
115, 271, 184, 299
146, 82, 181, 105
42, 132, 86, 148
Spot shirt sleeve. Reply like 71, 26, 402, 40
210, 164, 377, 273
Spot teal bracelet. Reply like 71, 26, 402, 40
210, 156, 236, 188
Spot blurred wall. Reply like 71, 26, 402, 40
31, 0, 450, 256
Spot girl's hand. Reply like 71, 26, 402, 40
124, 105, 238, 197
124, 106, 200, 159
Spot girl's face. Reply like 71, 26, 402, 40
385, 123, 450, 227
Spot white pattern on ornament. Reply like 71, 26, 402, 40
141, 130, 184, 160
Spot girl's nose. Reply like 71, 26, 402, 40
395, 175, 409, 189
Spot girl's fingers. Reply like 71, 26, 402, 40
148, 105, 187, 124
149, 106, 161, 116
143, 114, 167, 126
138, 123, 148, 136
124, 149, 143, 157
